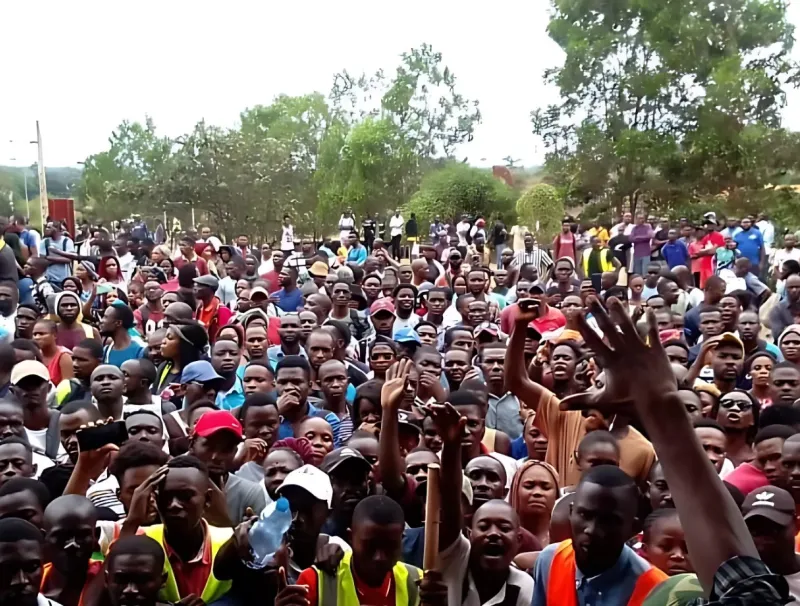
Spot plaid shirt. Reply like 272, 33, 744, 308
683, 556, 791, 605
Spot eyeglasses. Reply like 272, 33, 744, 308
719, 398, 752, 411
406, 464, 429, 476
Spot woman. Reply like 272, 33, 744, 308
628, 274, 645, 314
150, 245, 172, 265
74, 261, 97, 302
779, 325, 800, 366
159, 258, 180, 292
352, 380, 383, 433
452, 274, 468, 298
154, 322, 209, 401
641, 508, 693, 577
32, 319, 73, 385
61, 276, 82, 298
747, 352, 776, 408
512, 412, 549, 461
296, 417, 334, 466
362, 274, 382, 309
715, 389, 760, 467
510, 460, 560, 547
201, 241, 226, 278
98, 256, 127, 294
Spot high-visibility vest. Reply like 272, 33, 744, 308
547, 540, 667, 606
316, 550, 422, 606
144, 523, 233, 604
582, 247, 615, 275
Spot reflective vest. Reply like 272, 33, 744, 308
144, 523, 233, 604
547, 540, 667, 606
582, 247, 615, 275
316, 549, 422, 606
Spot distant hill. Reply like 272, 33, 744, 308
0, 165, 82, 201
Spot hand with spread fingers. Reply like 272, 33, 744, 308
382, 358, 413, 412
561, 296, 677, 415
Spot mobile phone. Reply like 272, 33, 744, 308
77, 421, 128, 451
519, 299, 541, 317
96, 283, 113, 295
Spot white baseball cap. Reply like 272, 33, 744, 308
277, 465, 333, 507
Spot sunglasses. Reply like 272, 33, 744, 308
719, 399, 752, 411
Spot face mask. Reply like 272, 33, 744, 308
0, 300, 14, 316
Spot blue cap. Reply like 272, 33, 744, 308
393, 326, 421, 345
181, 360, 223, 384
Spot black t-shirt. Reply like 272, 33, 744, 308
608, 234, 631, 267
651, 228, 669, 260
0, 241, 19, 284
492, 222, 507, 246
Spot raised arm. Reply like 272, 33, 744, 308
573, 298, 757, 592
505, 303, 548, 412
378, 360, 412, 495
430, 402, 466, 551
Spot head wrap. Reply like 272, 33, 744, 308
510, 460, 560, 518
777, 324, 800, 348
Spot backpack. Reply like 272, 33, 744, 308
43, 236, 70, 256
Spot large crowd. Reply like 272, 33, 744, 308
1, 208, 800, 605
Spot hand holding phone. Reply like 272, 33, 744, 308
77, 420, 128, 451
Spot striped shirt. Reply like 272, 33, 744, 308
512, 247, 553, 278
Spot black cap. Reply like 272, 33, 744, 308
743, 486, 796, 526
320, 447, 372, 475
377, 409, 421, 435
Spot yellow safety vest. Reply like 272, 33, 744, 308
317, 550, 422, 606
582, 247, 615, 275
144, 523, 233, 604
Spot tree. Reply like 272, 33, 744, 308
516, 184, 563, 243
406, 163, 516, 229
533, 0, 800, 218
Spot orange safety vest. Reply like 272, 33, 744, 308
547, 540, 667, 606
41, 560, 104, 606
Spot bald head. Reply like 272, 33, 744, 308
43, 494, 97, 529
164, 302, 194, 322
90, 364, 123, 382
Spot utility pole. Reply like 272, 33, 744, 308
35, 121, 48, 229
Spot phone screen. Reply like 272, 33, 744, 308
76, 421, 128, 451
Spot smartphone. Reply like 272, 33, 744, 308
96, 283, 113, 295
519, 299, 541, 317
77, 421, 128, 451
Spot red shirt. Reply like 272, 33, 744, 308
196, 299, 233, 343
699, 231, 724, 274
174, 255, 209, 276
724, 462, 768, 495
297, 563, 396, 606
500, 302, 566, 336
260, 270, 280, 291
165, 521, 214, 600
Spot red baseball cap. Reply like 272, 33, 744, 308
193, 410, 243, 439
370, 298, 396, 316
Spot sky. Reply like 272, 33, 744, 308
2, 0, 800, 170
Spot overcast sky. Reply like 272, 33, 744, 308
2, 0, 800, 169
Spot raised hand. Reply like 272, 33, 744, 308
275, 566, 310, 606
418, 570, 448, 606
428, 402, 466, 446
382, 358, 413, 411
123, 465, 167, 532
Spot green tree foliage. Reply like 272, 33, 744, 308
516, 184, 563, 243
406, 163, 516, 230
533, 0, 800, 220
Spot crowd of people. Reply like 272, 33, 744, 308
1, 208, 800, 605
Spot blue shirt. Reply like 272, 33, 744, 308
39, 236, 75, 284
267, 345, 308, 370
216, 375, 245, 411
661, 240, 689, 269
532, 543, 659, 606
510, 435, 527, 460
278, 401, 343, 446
103, 340, 146, 367
734, 228, 764, 266
270, 287, 303, 313
346, 245, 367, 266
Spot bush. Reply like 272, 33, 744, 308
516, 184, 564, 243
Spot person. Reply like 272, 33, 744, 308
31, 320, 72, 386
193, 274, 233, 343
733, 216, 765, 272
531, 465, 667, 605
232, 393, 279, 484
153, 322, 208, 398
661, 228, 690, 269
53, 338, 102, 408
173, 235, 208, 276
629, 214, 654, 277
39, 221, 74, 287
512, 233, 553, 279
120, 456, 233, 604
346, 231, 367, 266
552, 219, 577, 265
188, 409, 266, 525
640, 508, 693, 577
40, 495, 102, 606
24, 258, 55, 315
133, 281, 165, 337
511, 459, 560, 547
275, 356, 341, 444
389, 209, 405, 260
772, 233, 800, 281
281, 215, 295, 253
696, 219, 725, 287
362, 213, 376, 250
0, 517, 61, 606
317, 359, 353, 443
217, 255, 246, 306
271, 266, 303, 313
53, 292, 98, 351
281, 495, 422, 606
104, 535, 168, 606
771, 274, 800, 340
211, 339, 245, 411
100, 304, 146, 366
10, 360, 63, 462
580, 237, 620, 292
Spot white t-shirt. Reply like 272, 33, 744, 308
440, 534, 533, 606
25, 427, 67, 462
456, 221, 471, 246
773, 247, 800, 272
339, 215, 355, 243
785, 570, 800, 600
87, 474, 125, 517
389, 215, 405, 237
281, 225, 295, 251
509, 225, 529, 252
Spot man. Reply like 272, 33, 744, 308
211, 339, 245, 411
259, 250, 284, 292
693, 419, 729, 474
100, 304, 146, 366
280, 215, 295, 253
580, 236, 620, 292
91, 364, 160, 421
362, 213, 376, 250
0, 436, 43, 486
114, 236, 136, 283
10, 361, 62, 462
270, 266, 303, 313
423, 287, 449, 333
609, 211, 633, 237
39, 221, 74, 286
172, 235, 208, 275
512, 233, 553, 279
774, 233, 800, 277
739, 309, 781, 359
725, 425, 794, 495
431, 398, 534, 606
661, 228, 690, 269
587, 219, 610, 245
53, 339, 102, 408
15, 305, 39, 341
306, 328, 336, 389
697, 218, 725, 287
345, 231, 367, 266
41, 494, 102, 606
104, 535, 168, 606
0, 517, 61, 606
741, 486, 800, 599
188, 410, 265, 524
690, 331, 744, 393
629, 213, 654, 276
217, 255, 245, 306
388, 209, 405, 260
193, 275, 232, 343
734, 215, 765, 271
284, 495, 421, 606
134, 281, 165, 337
773, 363, 800, 407
532, 465, 667, 605
54, 292, 99, 351
120, 456, 233, 604
327, 281, 370, 341
317, 360, 353, 443
481, 344, 523, 440
235, 233, 257, 258
772, 274, 800, 340
393, 284, 420, 331
684, 275, 726, 345
722, 216, 742, 240
120, 358, 160, 409
267, 313, 305, 369
24, 258, 54, 315
275, 356, 341, 444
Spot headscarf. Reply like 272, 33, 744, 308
510, 460, 560, 518
777, 324, 800, 348
270, 438, 315, 465
79, 261, 98, 281
53, 291, 84, 322
152, 245, 172, 261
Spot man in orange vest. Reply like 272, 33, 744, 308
532, 465, 667, 605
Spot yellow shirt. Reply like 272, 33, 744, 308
588, 226, 610, 245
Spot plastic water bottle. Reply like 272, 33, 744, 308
248, 497, 293, 568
